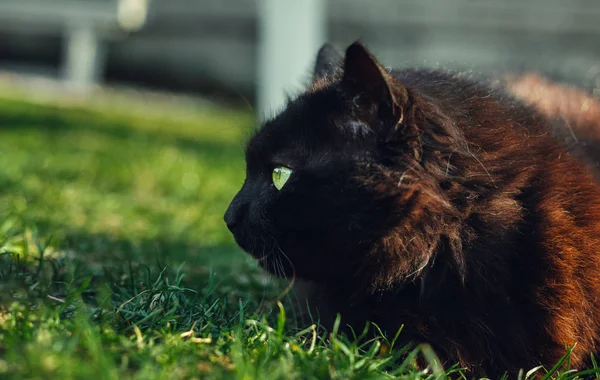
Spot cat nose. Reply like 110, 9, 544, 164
225, 218, 238, 231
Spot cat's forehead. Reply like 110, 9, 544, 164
245, 87, 374, 168
260, 88, 368, 141
250, 92, 340, 148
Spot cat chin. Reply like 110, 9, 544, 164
292, 278, 341, 329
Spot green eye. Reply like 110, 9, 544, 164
272, 166, 292, 190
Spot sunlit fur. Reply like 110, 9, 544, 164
507, 73, 600, 179
225, 42, 600, 377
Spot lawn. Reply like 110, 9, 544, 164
0, 90, 595, 379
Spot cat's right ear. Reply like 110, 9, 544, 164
341, 42, 407, 127
313, 43, 343, 81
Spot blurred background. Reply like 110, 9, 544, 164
1, 0, 600, 116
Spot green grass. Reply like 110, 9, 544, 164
0, 92, 596, 379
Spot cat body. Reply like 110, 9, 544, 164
225, 42, 600, 377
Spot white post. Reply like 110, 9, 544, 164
63, 23, 106, 89
257, 0, 326, 121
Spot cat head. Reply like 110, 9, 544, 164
224, 42, 467, 291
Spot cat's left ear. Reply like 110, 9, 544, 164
342, 42, 407, 126
313, 43, 344, 81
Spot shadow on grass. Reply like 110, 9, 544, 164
57, 229, 248, 270
0, 225, 265, 307
0, 98, 250, 156
0, 217, 249, 278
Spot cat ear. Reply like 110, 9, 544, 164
313, 43, 344, 81
342, 41, 405, 124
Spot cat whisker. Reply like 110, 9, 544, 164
274, 243, 296, 303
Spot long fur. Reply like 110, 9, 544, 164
225, 42, 600, 378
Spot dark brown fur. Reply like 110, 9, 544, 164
225, 42, 600, 377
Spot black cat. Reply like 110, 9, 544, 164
225, 41, 600, 378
